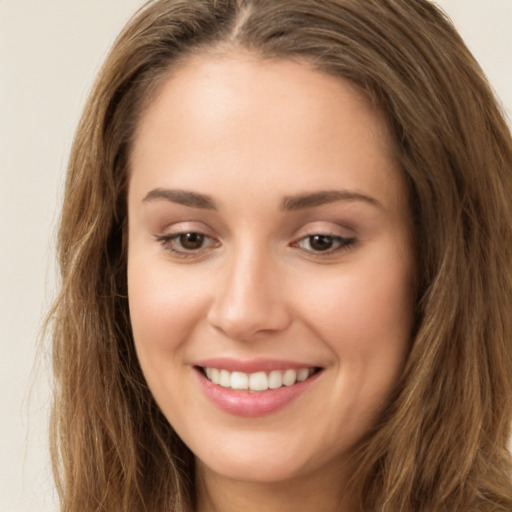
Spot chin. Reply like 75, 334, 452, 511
197, 451, 313, 485
189, 424, 348, 486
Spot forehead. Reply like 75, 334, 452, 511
129, 52, 403, 209
132, 51, 392, 146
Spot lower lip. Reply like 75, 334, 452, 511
195, 368, 322, 417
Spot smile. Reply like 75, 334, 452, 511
202, 367, 318, 392
194, 360, 324, 416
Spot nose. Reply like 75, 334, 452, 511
207, 246, 292, 341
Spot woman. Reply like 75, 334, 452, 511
49, 0, 512, 511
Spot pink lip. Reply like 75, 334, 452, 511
195, 357, 317, 373
194, 365, 322, 417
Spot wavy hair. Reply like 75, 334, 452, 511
49, 1, 512, 510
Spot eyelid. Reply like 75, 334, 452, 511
155, 232, 220, 260
153, 221, 357, 258
157, 219, 212, 234
292, 220, 356, 240
290, 222, 358, 256
292, 233, 356, 254
154, 221, 220, 258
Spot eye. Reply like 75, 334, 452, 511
176, 232, 207, 250
156, 231, 219, 256
295, 234, 355, 253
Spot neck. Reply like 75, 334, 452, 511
195, 460, 355, 512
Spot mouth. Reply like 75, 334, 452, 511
197, 366, 322, 392
193, 358, 325, 416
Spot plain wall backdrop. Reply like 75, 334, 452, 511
1, 1, 511, 511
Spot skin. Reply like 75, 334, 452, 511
127, 51, 416, 512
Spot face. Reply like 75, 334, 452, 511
127, 53, 415, 489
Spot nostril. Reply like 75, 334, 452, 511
207, 297, 293, 341
206, 262, 292, 340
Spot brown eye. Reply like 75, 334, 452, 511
295, 233, 356, 254
308, 235, 335, 251
178, 232, 205, 250
156, 230, 219, 257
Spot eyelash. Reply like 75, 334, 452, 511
156, 231, 356, 258
293, 233, 356, 254
155, 232, 219, 258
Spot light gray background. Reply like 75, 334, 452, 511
1, 1, 511, 511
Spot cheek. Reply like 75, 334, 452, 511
295, 248, 414, 372
127, 255, 209, 368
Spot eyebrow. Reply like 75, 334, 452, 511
143, 188, 217, 210
281, 190, 382, 210
142, 187, 381, 211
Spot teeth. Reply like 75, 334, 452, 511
219, 369, 231, 387
282, 369, 297, 386
202, 367, 315, 391
231, 371, 249, 390
297, 368, 309, 382
268, 370, 282, 389
249, 371, 268, 391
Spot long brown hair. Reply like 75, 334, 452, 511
49, 1, 512, 510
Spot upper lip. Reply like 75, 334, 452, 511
194, 357, 321, 373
